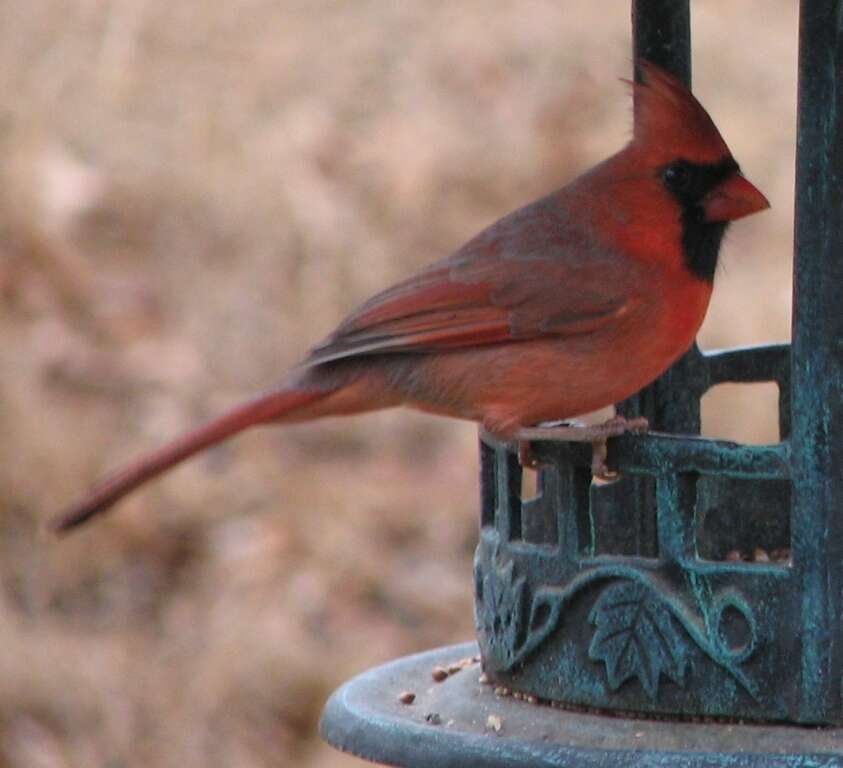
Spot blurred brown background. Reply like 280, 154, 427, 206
0, 2, 795, 766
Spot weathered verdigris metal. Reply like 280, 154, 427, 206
321, 642, 843, 768
475, 0, 843, 726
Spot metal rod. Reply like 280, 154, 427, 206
791, 0, 843, 723
631, 0, 691, 83
619, 0, 692, 562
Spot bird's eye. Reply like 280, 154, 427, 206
663, 163, 692, 191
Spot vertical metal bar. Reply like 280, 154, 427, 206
631, 0, 691, 83
792, 0, 843, 723
572, 467, 595, 555
628, 0, 695, 435
615, 0, 692, 561
498, 450, 522, 541
479, 439, 497, 528
656, 473, 697, 562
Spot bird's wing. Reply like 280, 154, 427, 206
305, 198, 639, 366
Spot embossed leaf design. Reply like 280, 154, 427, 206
588, 581, 690, 699
478, 559, 527, 668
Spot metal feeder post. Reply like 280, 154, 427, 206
320, 0, 843, 764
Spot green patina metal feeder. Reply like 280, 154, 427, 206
321, 0, 843, 764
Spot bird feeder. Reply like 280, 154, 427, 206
320, 0, 843, 763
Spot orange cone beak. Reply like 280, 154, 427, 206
702, 173, 770, 222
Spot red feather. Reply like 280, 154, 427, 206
307, 195, 635, 364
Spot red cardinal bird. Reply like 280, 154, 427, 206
52, 62, 769, 532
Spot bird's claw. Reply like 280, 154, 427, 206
590, 440, 619, 483
602, 415, 649, 436
514, 415, 649, 480
514, 415, 649, 443
518, 441, 540, 469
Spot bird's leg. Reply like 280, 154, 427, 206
518, 440, 539, 469
514, 416, 649, 479
480, 417, 545, 469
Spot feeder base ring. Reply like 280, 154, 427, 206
320, 642, 843, 767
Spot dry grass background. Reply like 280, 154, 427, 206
0, 2, 797, 766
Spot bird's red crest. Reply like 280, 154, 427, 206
630, 61, 731, 164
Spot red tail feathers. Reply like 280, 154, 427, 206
50, 387, 328, 533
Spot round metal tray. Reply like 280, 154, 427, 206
320, 642, 843, 767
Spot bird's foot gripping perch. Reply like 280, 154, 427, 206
514, 416, 649, 481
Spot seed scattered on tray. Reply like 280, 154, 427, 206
436, 656, 478, 677
425, 712, 442, 725
398, 691, 415, 705
486, 714, 503, 733
494, 685, 511, 697
752, 547, 770, 563
431, 666, 449, 682
478, 672, 490, 685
